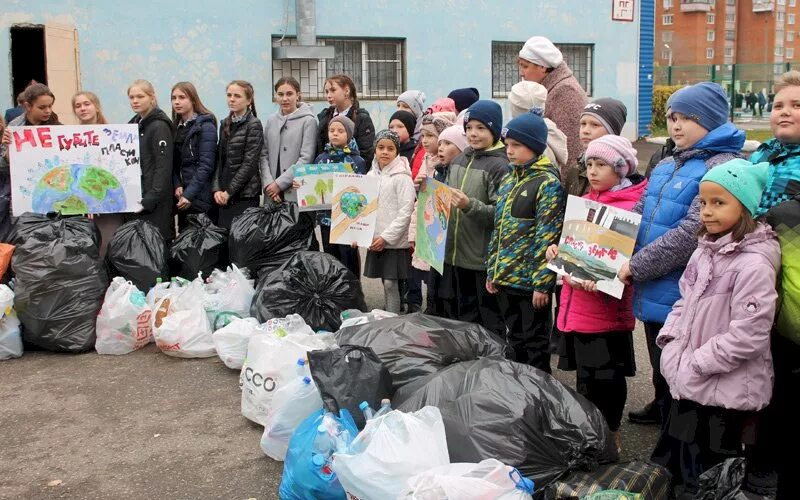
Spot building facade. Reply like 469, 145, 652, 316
1, 0, 647, 137
657, 0, 799, 67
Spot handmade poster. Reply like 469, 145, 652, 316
7, 124, 142, 216
415, 177, 453, 274
294, 162, 353, 211
329, 173, 379, 247
547, 195, 642, 299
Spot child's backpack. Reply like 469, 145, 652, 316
766, 193, 800, 344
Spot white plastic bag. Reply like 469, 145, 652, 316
212, 317, 263, 369
260, 375, 323, 461
398, 459, 535, 500
204, 265, 255, 330
0, 285, 22, 360
95, 277, 153, 355
261, 313, 315, 337
333, 407, 450, 500
153, 278, 216, 358
240, 330, 335, 425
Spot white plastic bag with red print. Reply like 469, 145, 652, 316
153, 277, 216, 358
95, 277, 153, 355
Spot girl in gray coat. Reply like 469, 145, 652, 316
260, 76, 318, 203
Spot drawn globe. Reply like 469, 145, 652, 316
31, 164, 126, 214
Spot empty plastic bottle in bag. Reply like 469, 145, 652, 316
296, 358, 307, 377
510, 469, 535, 494
374, 398, 392, 418
359, 401, 375, 421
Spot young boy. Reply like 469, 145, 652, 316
749, 70, 800, 498
439, 100, 508, 335
565, 98, 628, 196
486, 111, 564, 372
617, 82, 745, 426
388, 110, 418, 165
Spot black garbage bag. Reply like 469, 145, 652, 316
170, 214, 227, 279
308, 345, 393, 429
336, 313, 507, 395
107, 220, 169, 292
695, 458, 747, 500
543, 461, 671, 500
398, 357, 617, 495
11, 213, 108, 352
251, 251, 365, 332
229, 203, 314, 279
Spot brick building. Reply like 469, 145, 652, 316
657, 0, 799, 67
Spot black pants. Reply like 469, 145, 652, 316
215, 197, 259, 230
644, 321, 671, 421
578, 373, 627, 432
436, 264, 505, 336
406, 266, 426, 308
319, 224, 361, 278
497, 286, 552, 373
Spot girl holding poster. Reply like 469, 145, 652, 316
126, 80, 176, 241
212, 80, 263, 229
363, 130, 415, 313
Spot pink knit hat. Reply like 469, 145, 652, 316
437, 124, 469, 152
426, 97, 457, 115
584, 135, 639, 178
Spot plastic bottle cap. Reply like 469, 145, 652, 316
381, 398, 390, 406
317, 425, 326, 434
296, 358, 306, 366
358, 401, 369, 411
311, 453, 326, 466
302, 376, 311, 384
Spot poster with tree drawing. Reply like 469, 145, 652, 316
547, 195, 642, 299
294, 162, 353, 211
7, 124, 142, 215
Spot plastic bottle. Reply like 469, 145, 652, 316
374, 398, 392, 418
359, 401, 375, 421
312, 425, 332, 456
296, 358, 307, 377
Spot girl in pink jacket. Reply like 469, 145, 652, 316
651, 159, 779, 497
546, 135, 647, 454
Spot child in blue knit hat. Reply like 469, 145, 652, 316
436, 100, 508, 335
618, 82, 745, 428
486, 110, 564, 373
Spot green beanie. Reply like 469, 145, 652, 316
700, 159, 770, 215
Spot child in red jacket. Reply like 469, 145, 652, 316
546, 135, 647, 452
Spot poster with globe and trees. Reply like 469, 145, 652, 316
7, 124, 142, 216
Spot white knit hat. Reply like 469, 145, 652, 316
518, 36, 563, 68
509, 81, 548, 119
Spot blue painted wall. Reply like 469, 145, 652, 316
1, 0, 644, 137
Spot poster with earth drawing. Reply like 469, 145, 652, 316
547, 195, 642, 299
329, 172, 379, 247
294, 162, 354, 212
415, 177, 453, 274
7, 124, 142, 216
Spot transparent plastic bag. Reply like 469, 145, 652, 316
400, 459, 535, 500
203, 265, 255, 330
260, 374, 323, 461
333, 407, 450, 500
95, 277, 152, 355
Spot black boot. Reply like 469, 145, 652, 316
627, 401, 662, 425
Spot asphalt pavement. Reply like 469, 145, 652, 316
0, 141, 665, 499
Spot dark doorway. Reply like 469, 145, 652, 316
10, 25, 47, 105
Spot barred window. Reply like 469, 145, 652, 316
271, 36, 404, 100
491, 41, 593, 97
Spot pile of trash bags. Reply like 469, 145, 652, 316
169, 214, 227, 279
10, 214, 108, 352
229, 203, 315, 279
107, 219, 169, 293
251, 251, 365, 332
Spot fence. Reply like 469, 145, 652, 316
654, 62, 800, 118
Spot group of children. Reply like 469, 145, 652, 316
2, 65, 800, 497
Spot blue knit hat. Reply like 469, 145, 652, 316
701, 159, 769, 215
448, 87, 480, 113
502, 111, 548, 156
666, 82, 730, 132
464, 100, 503, 142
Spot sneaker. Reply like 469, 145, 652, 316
627, 401, 661, 425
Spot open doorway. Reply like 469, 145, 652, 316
10, 25, 47, 106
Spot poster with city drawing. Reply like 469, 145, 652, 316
415, 177, 453, 274
7, 124, 142, 216
547, 195, 642, 299
294, 162, 354, 211
329, 173, 379, 247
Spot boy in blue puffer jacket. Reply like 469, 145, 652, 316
617, 82, 745, 425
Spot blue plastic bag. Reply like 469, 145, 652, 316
279, 408, 358, 500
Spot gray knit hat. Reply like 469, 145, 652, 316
375, 129, 400, 151
581, 98, 628, 136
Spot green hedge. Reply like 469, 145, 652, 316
651, 85, 684, 130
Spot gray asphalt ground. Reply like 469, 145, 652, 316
0, 141, 665, 500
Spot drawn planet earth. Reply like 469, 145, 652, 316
31, 164, 126, 215
340, 191, 368, 218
